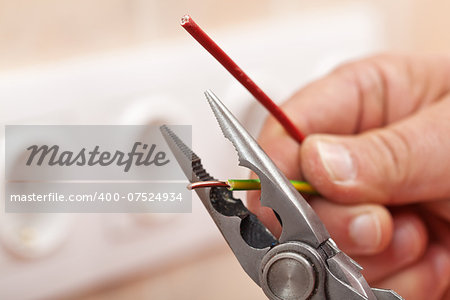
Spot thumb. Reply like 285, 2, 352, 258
300, 95, 450, 204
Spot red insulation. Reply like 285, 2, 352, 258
181, 15, 305, 143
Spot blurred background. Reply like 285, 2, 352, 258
0, 0, 449, 299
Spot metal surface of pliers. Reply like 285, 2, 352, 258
160, 90, 403, 300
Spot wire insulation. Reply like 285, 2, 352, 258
229, 179, 316, 194
181, 15, 305, 143
188, 179, 317, 194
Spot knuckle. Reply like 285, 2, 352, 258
367, 129, 412, 201
333, 59, 389, 131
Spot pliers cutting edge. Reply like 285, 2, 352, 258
160, 90, 403, 300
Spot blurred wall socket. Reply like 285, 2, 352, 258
0, 4, 383, 299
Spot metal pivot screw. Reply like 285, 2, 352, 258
261, 252, 315, 300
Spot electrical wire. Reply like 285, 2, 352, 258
180, 15, 305, 144
188, 179, 317, 194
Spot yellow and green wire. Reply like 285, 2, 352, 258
228, 179, 316, 194
188, 179, 317, 194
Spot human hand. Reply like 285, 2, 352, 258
247, 54, 450, 299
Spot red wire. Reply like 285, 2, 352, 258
181, 15, 305, 144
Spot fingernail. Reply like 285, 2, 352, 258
317, 140, 356, 183
349, 213, 381, 251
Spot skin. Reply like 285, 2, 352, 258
247, 54, 450, 299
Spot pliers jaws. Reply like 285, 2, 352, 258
160, 90, 402, 300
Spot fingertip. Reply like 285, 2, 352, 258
373, 244, 450, 300
391, 212, 428, 263
354, 212, 429, 283
347, 204, 393, 254
301, 133, 397, 204
370, 205, 394, 252
300, 135, 358, 203
429, 244, 450, 281
309, 198, 393, 255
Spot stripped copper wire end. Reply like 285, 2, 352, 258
180, 15, 190, 26
187, 180, 230, 190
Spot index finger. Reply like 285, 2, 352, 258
258, 54, 450, 178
